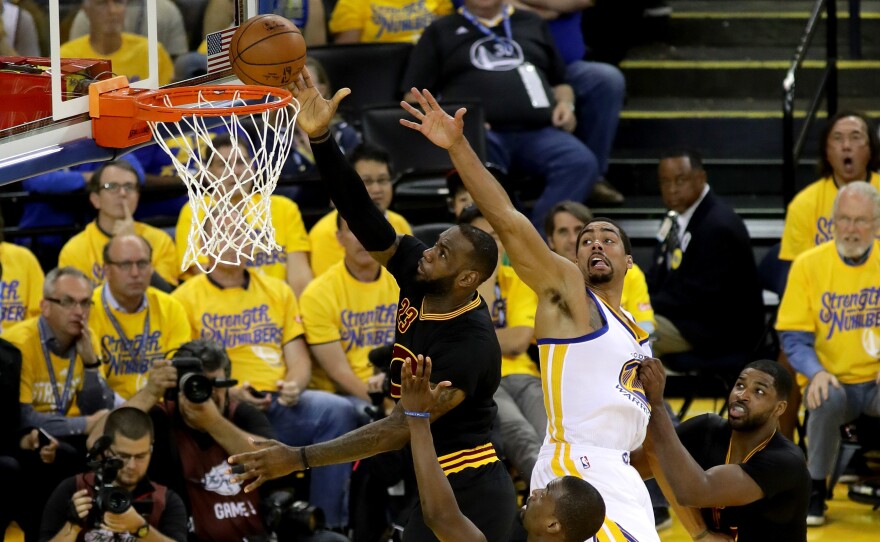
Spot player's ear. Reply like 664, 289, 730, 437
546, 518, 562, 535
458, 269, 480, 289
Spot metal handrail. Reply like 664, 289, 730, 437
782, 0, 838, 206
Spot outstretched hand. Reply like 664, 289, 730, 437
400, 88, 467, 150
400, 355, 450, 415
290, 67, 350, 138
228, 438, 300, 493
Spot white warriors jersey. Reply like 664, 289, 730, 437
539, 288, 653, 455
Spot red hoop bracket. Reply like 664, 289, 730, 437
89, 76, 293, 149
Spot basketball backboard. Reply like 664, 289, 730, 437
0, 0, 262, 185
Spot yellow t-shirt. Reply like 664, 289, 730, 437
2, 317, 101, 416
299, 260, 399, 392
175, 194, 311, 281
779, 172, 880, 261
489, 265, 540, 378
89, 286, 191, 399
621, 263, 655, 329
776, 240, 880, 384
171, 272, 305, 391
0, 242, 44, 332
329, 0, 453, 43
309, 209, 412, 276
60, 32, 174, 86
58, 221, 178, 287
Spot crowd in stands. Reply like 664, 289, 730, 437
1, 0, 879, 541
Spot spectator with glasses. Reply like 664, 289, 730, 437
41, 407, 187, 542
59, 159, 178, 292
1, 267, 114, 441
308, 144, 412, 277
88, 235, 191, 402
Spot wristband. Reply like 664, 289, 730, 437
692, 529, 710, 541
299, 446, 311, 470
404, 410, 431, 418
308, 131, 332, 144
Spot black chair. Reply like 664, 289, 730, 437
411, 223, 454, 247
360, 101, 487, 221
308, 43, 413, 122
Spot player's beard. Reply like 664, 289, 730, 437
588, 268, 614, 284
728, 406, 773, 432
421, 274, 458, 296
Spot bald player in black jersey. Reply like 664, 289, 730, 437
229, 70, 517, 542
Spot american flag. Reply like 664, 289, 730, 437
207, 26, 238, 74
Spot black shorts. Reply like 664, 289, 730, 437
402, 461, 517, 542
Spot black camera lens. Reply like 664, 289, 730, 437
98, 486, 132, 515
180, 372, 213, 403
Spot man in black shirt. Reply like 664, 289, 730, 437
637, 358, 810, 541
230, 71, 517, 542
41, 407, 187, 542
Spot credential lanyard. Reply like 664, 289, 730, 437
101, 287, 151, 370
38, 318, 76, 415
460, 6, 514, 56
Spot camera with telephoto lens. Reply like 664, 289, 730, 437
169, 356, 237, 403
86, 436, 132, 519
264, 489, 325, 538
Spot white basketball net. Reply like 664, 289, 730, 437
146, 89, 300, 274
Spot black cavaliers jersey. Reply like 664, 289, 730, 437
387, 235, 501, 457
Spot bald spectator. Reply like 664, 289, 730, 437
777, 181, 880, 527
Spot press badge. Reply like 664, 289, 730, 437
517, 63, 550, 108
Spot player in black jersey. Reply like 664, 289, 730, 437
638, 359, 810, 541
229, 69, 517, 542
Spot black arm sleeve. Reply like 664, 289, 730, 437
310, 134, 397, 252
149, 271, 175, 294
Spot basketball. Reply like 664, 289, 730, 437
229, 14, 307, 87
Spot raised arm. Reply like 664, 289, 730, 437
639, 359, 765, 508
291, 70, 400, 267
228, 379, 467, 493
400, 355, 487, 542
399, 89, 582, 297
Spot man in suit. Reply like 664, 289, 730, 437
646, 149, 764, 373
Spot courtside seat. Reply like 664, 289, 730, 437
361, 102, 486, 222
662, 351, 747, 420
308, 43, 413, 123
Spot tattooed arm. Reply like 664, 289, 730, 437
228, 385, 466, 492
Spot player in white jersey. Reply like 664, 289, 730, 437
400, 89, 659, 542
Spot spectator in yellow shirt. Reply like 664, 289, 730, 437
174, 133, 314, 296
780, 110, 880, 263
58, 159, 178, 290
88, 235, 190, 401
299, 216, 399, 418
172, 219, 358, 530
776, 181, 880, 526
60, 0, 173, 86
329, 0, 453, 43
0, 209, 44, 332
309, 144, 412, 276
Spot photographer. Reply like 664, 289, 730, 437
88, 339, 276, 541
41, 407, 187, 542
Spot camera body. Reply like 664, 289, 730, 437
264, 489, 324, 538
168, 356, 238, 403
86, 440, 132, 521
